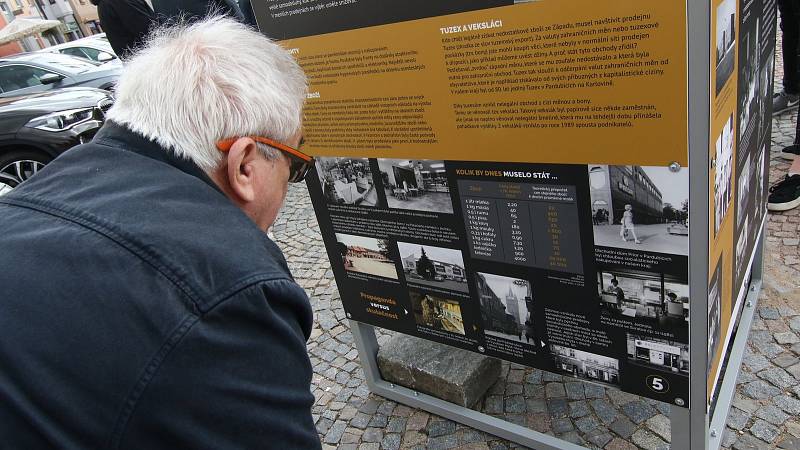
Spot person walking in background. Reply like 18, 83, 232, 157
774, 0, 800, 118
768, 0, 800, 211
91, 0, 155, 60
620, 204, 642, 244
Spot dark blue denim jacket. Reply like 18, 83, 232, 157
0, 122, 320, 449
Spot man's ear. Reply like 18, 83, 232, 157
225, 137, 260, 203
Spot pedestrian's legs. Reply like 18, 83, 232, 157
630, 227, 641, 244
620, 224, 626, 241
780, 0, 800, 96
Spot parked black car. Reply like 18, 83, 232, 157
0, 53, 121, 98
0, 88, 113, 195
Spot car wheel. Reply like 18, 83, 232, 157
0, 151, 51, 196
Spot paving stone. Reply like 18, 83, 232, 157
722, 428, 738, 448
775, 395, 800, 414
484, 396, 503, 414
732, 395, 760, 414
377, 335, 501, 408
504, 384, 523, 395
750, 419, 781, 443
621, 401, 657, 424
760, 307, 781, 320
525, 398, 546, 414
787, 363, 800, 379
361, 427, 383, 443
545, 383, 566, 398
526, 412, 551, 433
547, 398, 569, 419
564, 382, 585, 400
406, 411, 429, 431
428, 420, 457, 438
742, 380, 783, 400
558, 431, 585, 446
584, 383, 606, 399
604, 437, 638, 450
587, 432, 613, 448
504, 395, 525, 413
568, 400, 591, 418
732, 434, 772, 450
551, 418, 574, 434
323, 420, 348, 444
790, 316, 800, 332
575, 415, 600, 434
631, 429, 668, 450
609, 417, 637, 439
774, 354, 800, 369
776, 332, 800, 344
591, 399, 618, 425
645, 414, 670, 441
358, 443, 379, 450
754, 404, 790, 426
758, 367, 796, 389
727, 407, 751, 430
385, 416, 407, 433
402, 430, 426, 447
380, 433, 401, 450
778, 436, 800, 450
743, 352, 772, 372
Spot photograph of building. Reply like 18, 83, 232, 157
737, 153, 751, 228
736, 216, 749, 285
715, 0, 736, 94
708, 260, 722, 375
475, 272, 534, 344
397, 242, 468, 293
714, 115, 734, 234
377, 159, 453, 214
626, 334, 689, 375
758, 53, 775, 145
334, 233, 397, 279
738, 18, 761, 143
316, 157, 382, 207
409, 291, 465, 335
597, 269, 689, 332
550, 344, 620, 386
589, 164, 688, 255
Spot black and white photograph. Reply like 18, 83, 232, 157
335, 233, 398, 279
398, 242, 468, 293
409, 291, 465, 335
715, 0, 737, 94
735, 216, 750, 283
737, 153, 751, 227
714, 115, 734, 234
589, 164, 688, 255
475, 272, 535, 344
550, 345, 621, 386
758, 53, 775, 144
377, 159, 453, 214
738, 18, 761, 142
753, 145, 768, 218
597, 269, 689, 332
316, 157, 383, 207
626, 334, 689, 375
708, 259, 722, 375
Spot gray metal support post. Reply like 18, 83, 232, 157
685, 0, 712, 447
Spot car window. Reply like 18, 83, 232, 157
28, 54, 98, 74
60, 47, 91, 60
0, 65, 56, 93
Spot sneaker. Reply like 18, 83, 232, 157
773, 91, 800, 116
781, 144, 800, 161
767, 174, 800, 211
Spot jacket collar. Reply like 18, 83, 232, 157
93, 121, 223, 195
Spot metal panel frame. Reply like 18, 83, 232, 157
344, 1, 766, 447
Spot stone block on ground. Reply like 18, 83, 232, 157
377, 335, 501, 408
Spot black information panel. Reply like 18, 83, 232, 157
308, 158, 690, 405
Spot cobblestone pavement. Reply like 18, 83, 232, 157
268, 36, 800, 450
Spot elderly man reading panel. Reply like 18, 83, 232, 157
0, 17, 321, 449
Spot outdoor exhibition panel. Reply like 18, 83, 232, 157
252, 0, 775, 448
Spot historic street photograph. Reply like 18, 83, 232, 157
714, 115, 734, 234
409, 291, 466, 335
550, 344, 621, 387
397, 241, 468, 293
626, 334, 689, 376
715, 0, 736, 93
475, 272, 534, 344
316, 157, 382, 207
334, 233, 397, 279
589, 164, 689, 255
377, 159, 453, 214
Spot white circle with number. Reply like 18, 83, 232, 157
646, 375, 670, 394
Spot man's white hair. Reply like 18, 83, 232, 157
107, 16, 307, 171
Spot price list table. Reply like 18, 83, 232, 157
458, 180, 583, 274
